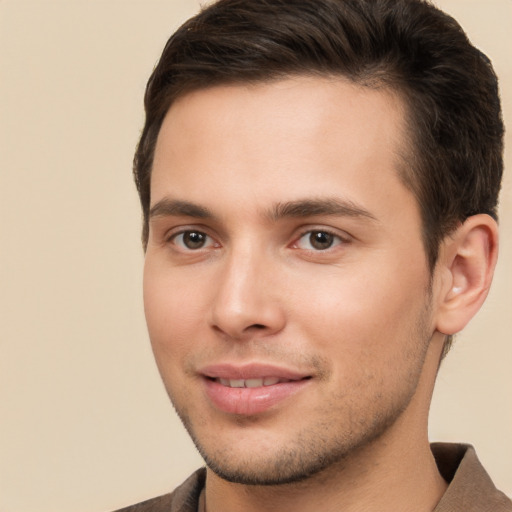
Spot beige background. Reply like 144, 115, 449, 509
0, 1, 510, 511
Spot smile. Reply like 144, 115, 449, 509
201, 365, 312, 415
214, 377, 297, 388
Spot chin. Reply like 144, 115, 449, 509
200, 445, 346, 486
185, 414, 399, 487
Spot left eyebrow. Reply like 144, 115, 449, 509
267, 198, 379, 223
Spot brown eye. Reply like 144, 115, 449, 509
173, 231, 211, 250
309, 231, 335, 250
295, 230, 343, 251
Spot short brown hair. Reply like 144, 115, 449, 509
134, 0, 504, 272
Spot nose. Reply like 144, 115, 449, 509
209, 247, 286, 341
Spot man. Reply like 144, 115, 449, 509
117, 0, 511, 510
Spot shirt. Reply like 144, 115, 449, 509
113, 443, 512, 511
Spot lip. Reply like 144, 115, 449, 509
200, 363, 312, 415
201, 363, 309, 381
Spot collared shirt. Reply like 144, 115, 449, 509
114, 444, 512, 511
431, 443, 511, 511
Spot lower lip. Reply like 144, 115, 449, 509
203, 378, 310, 415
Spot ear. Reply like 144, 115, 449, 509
434, 214, 499, 335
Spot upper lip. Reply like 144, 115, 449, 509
199, 363, 310, 381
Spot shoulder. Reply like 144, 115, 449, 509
432, 443, 512, 512
112, 468, 206, 512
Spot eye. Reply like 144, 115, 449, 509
171, 230, 216, 250
294, 230, 344, 251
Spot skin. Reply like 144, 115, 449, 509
143, 77, 498, 512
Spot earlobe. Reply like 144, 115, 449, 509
435, 214, 499, 335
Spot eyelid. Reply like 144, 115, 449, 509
297, 226, 351, 241
163, 223, 211, 240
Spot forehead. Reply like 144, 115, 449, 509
151, 76, 413, 219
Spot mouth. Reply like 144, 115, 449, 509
200, 364, 312, 415
210, 376, 304, 388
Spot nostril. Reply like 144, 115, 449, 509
250, 324, 266, 330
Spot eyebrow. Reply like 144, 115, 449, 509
149, 199, 215, 220
268, 198, 378, 223
149, 197, 378, 223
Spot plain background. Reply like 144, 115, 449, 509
0, 1, 510, 511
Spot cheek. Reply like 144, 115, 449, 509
143, 260, 203, 359
290, 258, 430, 357
291, 269, 431, 414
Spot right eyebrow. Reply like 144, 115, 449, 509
149, 199, 215, 220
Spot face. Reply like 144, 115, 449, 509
144, 77, 437, 485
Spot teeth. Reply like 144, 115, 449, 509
216, 377, 290, 388
245, 378, 263, 388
